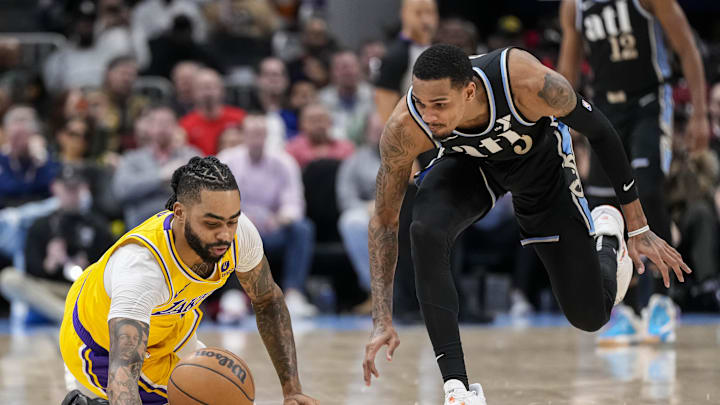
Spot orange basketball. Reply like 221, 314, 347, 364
168, 346, 255, 405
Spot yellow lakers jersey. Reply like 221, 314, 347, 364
59, 210, 241, 403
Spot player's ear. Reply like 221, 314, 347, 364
173, 201, 185, 222
464, 81, 476, 102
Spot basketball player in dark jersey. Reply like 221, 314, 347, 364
361, 44, 690, 404
557, 0, 709, 344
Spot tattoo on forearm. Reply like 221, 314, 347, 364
537, 72, 576, 113
237, 257, 274, 300
368, 119, 414, 323
238, 258, 300, 393
107, 318, 149, 405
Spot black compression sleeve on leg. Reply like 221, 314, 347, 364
559, 93, 639, 204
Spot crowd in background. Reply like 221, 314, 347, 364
0, 0, 719, 324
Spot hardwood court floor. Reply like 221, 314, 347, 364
1, 316, 719, 405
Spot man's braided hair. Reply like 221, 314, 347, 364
165, 156, 239, 210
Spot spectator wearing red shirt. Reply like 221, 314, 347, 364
286, 103, 354, 169
180, 68, 245, 155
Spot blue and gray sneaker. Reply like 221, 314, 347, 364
643, 294, 677, 344
597, 304, 641, 346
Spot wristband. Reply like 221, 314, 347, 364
627, 225, 650, 238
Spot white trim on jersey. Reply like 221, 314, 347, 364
632, 0, 654, 20
477, 166, 496, 210
500, 49, 536, 127
451, 67, 497, 137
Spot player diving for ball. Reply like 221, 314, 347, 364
361, 44, 691, 404
59, 156, 318, 405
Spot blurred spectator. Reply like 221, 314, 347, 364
335, 113, 383, 313
286, 103, 354, 169
244, 57, 290, 151
249, 57, 290, 113
710, 82, 720, 157
0, 37, 50, 118
0, 106, 59, 208
667, 117, 720, 309
113, 106, 200, 228
55, 117, 93, 164
131, 0, 209, 69
434, 17, 479, 55
280, 80, 317, 139
359, 39, 386, 83
218, 114, 317, 317
180, 68, 246, 156
217, 125, 244, 153
54, 116, 122, 220
91, 55, 149, 153
375, 0, 438, 122
319, 50, 374, 144
43, 0, 135, 94
287, 17, 337, 88
170, 61, 202, 117
0, 165, 113, 322
205, 0, 279, 71
143, 15, 221, 78
487, 15, 524, 50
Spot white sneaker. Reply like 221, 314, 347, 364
218, 289, 248, 325
443, 379, 487, 405
284, 289, 318, 318
591, 205, 633, 305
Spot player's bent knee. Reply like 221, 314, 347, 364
566, 310, 608, 332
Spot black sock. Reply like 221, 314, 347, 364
435, 340, 469, 390
596, 235, 619, 309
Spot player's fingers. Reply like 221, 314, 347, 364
663, 247, 685, 283
386, 335, 400, 361
629, 249, 644, 274
651, 250, 671, 288
666, 246, 692, 274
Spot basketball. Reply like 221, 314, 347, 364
168, 347, 255, 405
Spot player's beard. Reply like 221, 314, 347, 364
184, 221, 230, 265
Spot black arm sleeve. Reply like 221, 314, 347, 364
559, 93, 639, 204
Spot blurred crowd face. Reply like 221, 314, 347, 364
57, 118, 90, 161
106, 59, 138, 98
436, 18, 478, 55
402, 0, 438, 45
98, 0, 129, 29
52, 177, 90, 213
217, 126, 244, 152
243, 115, 268, 162
289, 81, 316, 111
147, 108, 178, 150
3, 106, 39, 157
172, 62, 201, 104
300, 103, 331, 143
331, 51, 362, 91
193, 69, 224, 112
258, 58, 289, 97
360, 40, 386, 81
302, 17, 331, 55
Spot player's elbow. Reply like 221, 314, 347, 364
251, 282, 284, 307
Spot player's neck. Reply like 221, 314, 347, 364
457, 79, 490, 130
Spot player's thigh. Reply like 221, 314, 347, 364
412, 154, 497, 234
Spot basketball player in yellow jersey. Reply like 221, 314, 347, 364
60, 156, 319, 405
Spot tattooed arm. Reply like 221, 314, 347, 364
107, 318, 149, 405
508, 48, 691, 286
237, 256, 317, 404
363, 100, 434, 386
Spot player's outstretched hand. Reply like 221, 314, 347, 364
627, 229, 692, 288
283, 393, 319, 405
363, 322, 400, 386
